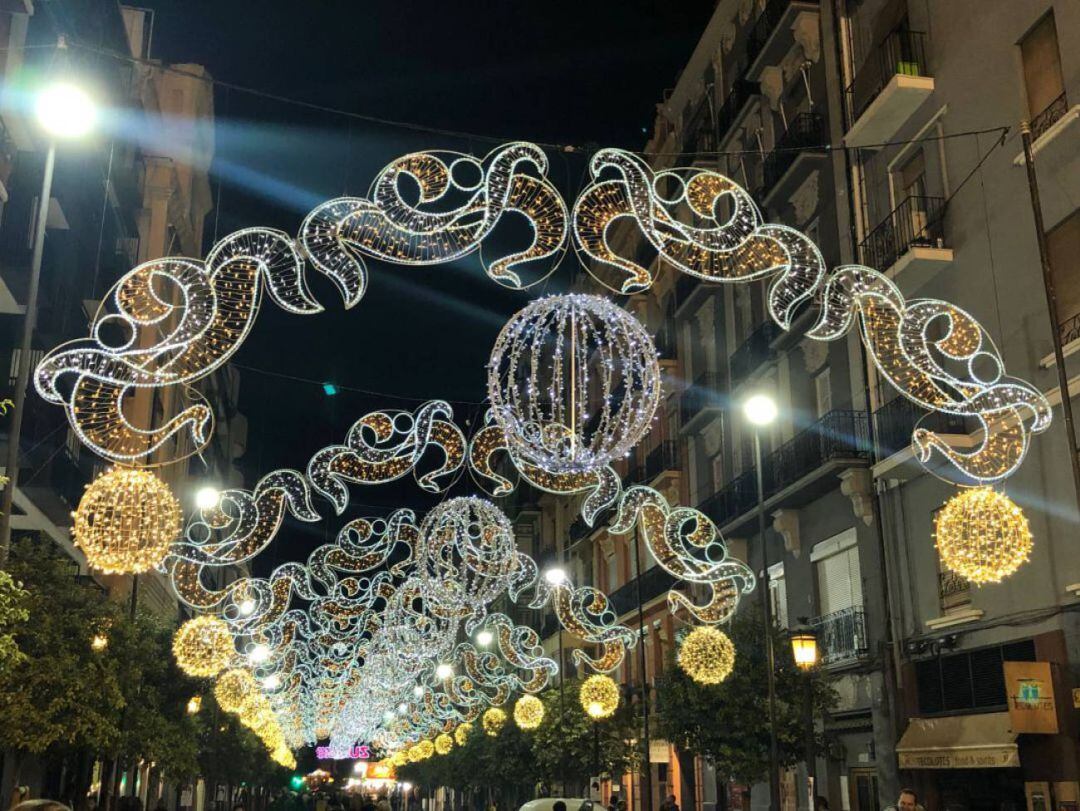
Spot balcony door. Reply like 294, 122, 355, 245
1047, 209, 1080, 344
1020, 12, 1065, 123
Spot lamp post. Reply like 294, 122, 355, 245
0, 81, 97, 565
743, 393, 781, 811
790, 623, 820, 810
545, 566, 568, 796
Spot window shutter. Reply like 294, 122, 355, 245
814, 368, 832, 418
816, 546, 862, 615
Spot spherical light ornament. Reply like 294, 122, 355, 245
415, 740, 434, 761
36, 82, 97, 138
934, 487, 1032, 584
434, 733, 454, 755
678, 626, 736, 685
580, 674, 619, 719
72, 467, 182, 574
482, 707, 507, 736
454, 722, 473, 746
419, 497, 518, 617
488, 294, 661, 475
214, 668, 258, 713
513, 694, 545, 730
172, 615, 234, 677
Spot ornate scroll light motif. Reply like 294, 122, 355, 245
485, 613, 558, 694
468, 412, 622, 525
807, 266, 1051, 484
572, 149, 825, 326
608, 485, 755, 625
35, 229, 322, 466
531, 573, 637, 674
300, 142, 568, 295
308, 401, 466, 514
487, 294, 661, 476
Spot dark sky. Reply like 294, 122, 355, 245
138, 0, 714, 565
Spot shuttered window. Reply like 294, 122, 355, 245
1020, 12, 1065, 119
915, 639, 1036, 715
815, 542, 863, 616
768, 563, 788, 629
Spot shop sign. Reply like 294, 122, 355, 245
898, 747, 1020, 769
314, 744, 372, 760
1004, 661, 1058, 734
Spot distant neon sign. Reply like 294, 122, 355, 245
315, 745, 371, 760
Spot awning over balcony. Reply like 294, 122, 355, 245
896, 712, 1019, 770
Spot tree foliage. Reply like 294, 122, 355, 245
654, 611, 837, 786
0, 568, 28, 676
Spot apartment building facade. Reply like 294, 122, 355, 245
533, 1, 1080, 810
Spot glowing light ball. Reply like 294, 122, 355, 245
415, 740, 434, 761
487, 294, 661, 475
482, 707, 507, 736
934, 487, 1032, 584
214, 668, 258, 713
454, 722, 473, 746
513, 694, 545, 730
72, 467, 182, 574
434, 733, 454, 755
172, 615, 234, 677
580, 674, 619, 719
678, 626, 736, 685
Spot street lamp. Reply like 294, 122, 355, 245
195, 485, 222, 511
0, 80, 97, 565
186, 696, 202, 715
475, 629, 493, 647
742, 392, 781, 811
90, 633, 108, 652
435, 663, 453, 680
790, 623, 820, 810
544, 564, 568, 797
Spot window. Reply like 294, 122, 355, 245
899, 149, 927, 201
812, 529, 862, 616
711, 453, 724, 492
606, 551, 619, 593
849, 769, 880, 811
915, 639, 1036, 715
1020, 12, 1065, 122
814, 367, 832, 419
1047, 209, 1080, 338
8, 348, 43, 385
768, 562, 788, 628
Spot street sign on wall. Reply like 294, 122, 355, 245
1004, 661, 1058, 734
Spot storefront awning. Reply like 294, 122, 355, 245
897, 712, 1019, 769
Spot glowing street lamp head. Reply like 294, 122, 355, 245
413, 684, 424, 698
248, 643, 270, 664
238, 598, 256, 616
262, 674, 281, 690
195, 486, 221, 511
743, 393, 778, 426
35, 83, 97, 138
397, 702, 408, 713
475, 629, 493, 647
435, 663, 453, 680
544, 567, 568, 586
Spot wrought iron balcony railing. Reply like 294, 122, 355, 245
858, 194, 946, 271
761, 111, 826, 192
746, 0, 820, 70
809, 606, 869, 666
679, 372, 723, 428
717, 78, 760, 138
639, 440, 680, 483
1031, 91, 1068, 141
729, 319, 782, 388
846, 28, 930, 124
872, 395, 967, 462
1059, 312, 1080, 346
607, 564, 680, 618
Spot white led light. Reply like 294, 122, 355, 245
262, 674, 281, 690
435, 663, 453, 680
743, 394, 778, 427
248, 644, 270, 664
36, 83, 97, 138
475, 630, 493, 647
239, 598, 256, 616
195, 486, 222, 511
544, 568, 567, 586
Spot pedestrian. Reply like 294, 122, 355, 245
8, 789, 30, 811
660, 795, 679, 811
884, 789, 919, 811
12, 801, 72, 811
376, 797, 390, 811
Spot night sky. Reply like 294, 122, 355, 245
138, 0, 715, 566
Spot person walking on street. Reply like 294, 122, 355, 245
884, 789, 920, 811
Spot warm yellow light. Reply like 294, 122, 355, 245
934, 487, 1033, 584
90, 633, 108, 652
73, 467, 182, 574
678, 626, 736, 685
214, 668, 258, 713
790, 630, 818, 671
186, 695, 202, 715
172, 615, 234, 677
454, 722, 473, 746
482, 707, 507, 736
580, 674, 619, 719
513, 694, 545, 730
434, 733, 453, 755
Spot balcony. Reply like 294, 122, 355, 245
729, 320, 782, 389
1031, 92, 1069, 142
844, 29, 934, 148
859, 195, 951, 289
716, 78, 761, 149
809, 606, 869, 667
679, 372, 724, 434
638, 440, 680, 485
1011, 92, 1079, 228
873, 395, 965, 461
701, 409, 871, 530
760, 111, 828, 207
608, 564, 680, 619
745, 0, 820, 81
674, 272, 717, 316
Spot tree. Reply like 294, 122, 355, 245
0, 538, 125, 802
0, 568, 28, 676
531, 680, 637, 795
654, 612, 836, 791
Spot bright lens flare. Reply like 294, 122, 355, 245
35, 83, 97, 138
743, 394, 778, 426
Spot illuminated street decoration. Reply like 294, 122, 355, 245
580, 674, 619, 719
173, 615, 235, 677
933, 487, 1033, 584
482, 707, 507, 736
487, 294, 661, 476
513, 694, 544, 730
531, 572, 637, 673
609, 486, 755, 625
677, 626, 736, 685
73, 467, 182, 574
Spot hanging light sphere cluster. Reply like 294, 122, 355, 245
934, 486, 1033, 584
482, 706, 507, 736
434, 732, 454, 755
72, 467, 182, 574
580, 674, 620, 719
487, 293, 661, 475
513, 694, 545, 730
418, 496, 518, 616
172, 614, 235, 677
678, 626, 736, 685
454, 722, 473, 746
214, 667, 259, 713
